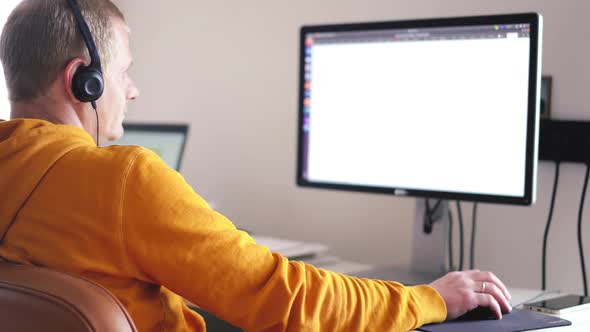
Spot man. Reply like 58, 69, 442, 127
0, 0, 511, 331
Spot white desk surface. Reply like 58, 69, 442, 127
508, 288, 590, 331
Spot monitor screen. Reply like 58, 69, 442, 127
297, 13, 542, 205
106, 123, 189, 171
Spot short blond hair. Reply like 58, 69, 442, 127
0, 0, 125, 102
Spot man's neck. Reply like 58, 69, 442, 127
10, 97, 85, 130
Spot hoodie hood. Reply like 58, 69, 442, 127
0, 119, 94, 241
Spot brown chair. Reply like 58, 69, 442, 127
0, 262, 137, 332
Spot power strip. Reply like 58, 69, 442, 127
540, 119, 590, 163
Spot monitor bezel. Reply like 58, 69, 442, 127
122, 123, 190, 172
296, 13, 541, 205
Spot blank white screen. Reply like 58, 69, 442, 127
306, 35, 530, 197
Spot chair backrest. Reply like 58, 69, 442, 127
0, 262, 137, 332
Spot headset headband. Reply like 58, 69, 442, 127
65, 0, 102, 74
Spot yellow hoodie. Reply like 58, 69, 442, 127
0, 119, 446, 331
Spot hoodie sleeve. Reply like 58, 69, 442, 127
120, 148, 447, 331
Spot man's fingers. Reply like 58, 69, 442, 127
474, 293, 502, 319
430, 270, 512, 321
476, 281, 512, 313
471, 271, 512, 301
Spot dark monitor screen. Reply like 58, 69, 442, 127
297, 13, 542, 205
107, 123, 189, 171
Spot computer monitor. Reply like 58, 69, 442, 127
106, 123, 189, 171
297, 13, 542, 205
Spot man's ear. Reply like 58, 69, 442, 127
63, 58, 87, 103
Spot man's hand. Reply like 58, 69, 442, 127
429, 270, 512, 320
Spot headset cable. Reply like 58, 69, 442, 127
91, 100, 99, 147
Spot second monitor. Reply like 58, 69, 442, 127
107, 123, 189, 172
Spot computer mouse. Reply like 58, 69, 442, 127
455, 306, 503, 321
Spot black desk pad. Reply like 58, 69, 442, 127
419, 309, 571, 332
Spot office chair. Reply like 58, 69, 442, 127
0, 261, 137, 332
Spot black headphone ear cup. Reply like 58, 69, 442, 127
72, 67, 104, 103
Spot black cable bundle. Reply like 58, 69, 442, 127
448, 209, 454, 270
424, 199, 442, 234
456, 201, 464, 271
470, 203, 478, 270
542, 162, 560, 291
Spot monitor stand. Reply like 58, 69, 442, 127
353, 199, 450, 284
411, 199, 450, 274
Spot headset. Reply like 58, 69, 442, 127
65, 0, 104, 109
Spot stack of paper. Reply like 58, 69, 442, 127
252, 235, 329, 260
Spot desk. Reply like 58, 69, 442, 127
496, 288, 590, 331
251, 234, 375, 275
351, 265, 590, 331
194, 262, 590, 331
352, 265, 445, 285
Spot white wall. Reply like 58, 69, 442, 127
116, 0, 590, 294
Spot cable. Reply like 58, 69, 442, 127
456, 201, 464, 271
469, 203, 478, 270
578, 164, 590, 296
430, 200, 442, 214
91, 101, 99, 147
448, 208, 454, 271
425, 199, 433, 231
542, 161, 560, 291
424, 199, 433, 234
424, 199, 442, 233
